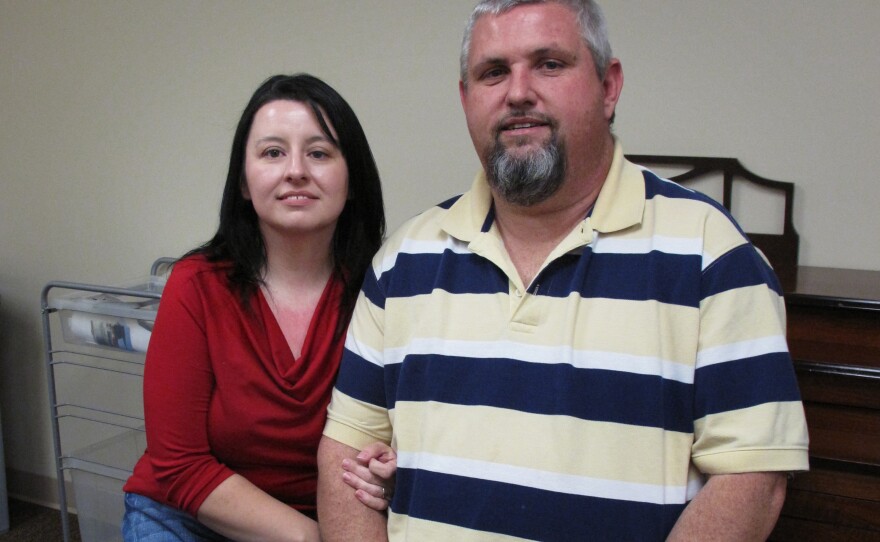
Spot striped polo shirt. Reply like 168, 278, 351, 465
324, 143, 809, 541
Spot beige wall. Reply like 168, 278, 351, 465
1, 0, 878, 504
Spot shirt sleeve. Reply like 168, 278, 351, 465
141, 262, 235, 516
324, 264, 394, 449
691, 241, 809, 474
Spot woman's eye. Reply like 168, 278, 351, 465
264, 148, 283, 158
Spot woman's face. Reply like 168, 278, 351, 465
243, 99, 349, 240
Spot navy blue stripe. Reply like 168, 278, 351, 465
695, 352, 802, 417
481, 203, 495, 232
391, 468, 682, 541
334, 349, 387, 407
702, 244, 783, 298
378, 247, 705, 307
644, 170, 732, 219
360, 267, 385, 310
539, 251, 703, 306
378, 251, 507, 298
436, 194, 461, 210
387, 355, 694, 433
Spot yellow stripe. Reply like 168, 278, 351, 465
693, 401, 809, 474
394, 401, 693, 486
324, 391, 393, 449
389, 514, 530, 542
699, 285, 786, 349
383, 291, 699, 363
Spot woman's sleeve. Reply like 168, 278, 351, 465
141, 265, 235, 516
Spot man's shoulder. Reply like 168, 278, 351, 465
617, 166, 754, 264
381, 195, 465, 251
638, 167, 723, 209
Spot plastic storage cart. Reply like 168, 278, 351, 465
40, 258, 173, 542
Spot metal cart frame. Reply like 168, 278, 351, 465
40, 258, 173, 542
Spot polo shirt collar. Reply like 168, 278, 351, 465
591, 141, 646, 234
441, 169, 495, 242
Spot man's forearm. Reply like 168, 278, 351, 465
667, 472, 787, 541
317, 436, 389, 542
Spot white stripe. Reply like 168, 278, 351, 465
652, 172, 698, 194
629, 172, 727, 270
398, 451, 689, 505
376, 237, 467, 275
400, 237, 469, 256
592, 234, 722, 272
344, 335, 384, 368
592, 234, 702, 257
385, 339, 694, 384
696, 335, 789, 369
686, 477, 704, 500
701, 251, 721, 272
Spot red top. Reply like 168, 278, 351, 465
123, 255, 344, 518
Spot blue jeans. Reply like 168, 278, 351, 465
122, 493, 232, 542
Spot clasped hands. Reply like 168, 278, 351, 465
341, 442, 397, 511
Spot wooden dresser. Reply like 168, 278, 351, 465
770, 266, 880, 541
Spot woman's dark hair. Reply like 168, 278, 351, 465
189, 73, 385, 337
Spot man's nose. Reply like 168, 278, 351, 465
505, 68, 537, 107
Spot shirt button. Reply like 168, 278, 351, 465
515, 290, 523, 298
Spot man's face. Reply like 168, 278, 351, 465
459, 2, 621, 205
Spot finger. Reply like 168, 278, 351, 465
347, 469, 394, 505
342, 469, 392, 507
357, 442, 394, 463
342, 471, 383, 495
355, 489, 389, 512
368, 457, 397, 480
343, 459, 382, 486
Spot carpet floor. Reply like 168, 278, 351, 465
0, 499, 81, 542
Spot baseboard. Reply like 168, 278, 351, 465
6, 468, 77, 511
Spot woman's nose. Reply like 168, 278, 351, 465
285, 155, 308, 182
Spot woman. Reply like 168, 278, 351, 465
123, 74, 389, 541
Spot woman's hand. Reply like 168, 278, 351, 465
341, 442, 397, 511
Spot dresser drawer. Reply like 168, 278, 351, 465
796, 365, 880, 410
802, 402, 880, 465
770, 461, 880, 541
787, 305, 880, 369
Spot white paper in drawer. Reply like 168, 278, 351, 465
64, 311, 153, 352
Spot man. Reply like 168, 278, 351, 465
317, 1, 809, 540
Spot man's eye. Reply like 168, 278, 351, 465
542, 60, 563, 70
481, 67, 506, 80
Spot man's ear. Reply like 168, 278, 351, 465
459, 79, 468, 111
602, 59, 624, 122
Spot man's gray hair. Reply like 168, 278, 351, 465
460, 0, 613, 88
